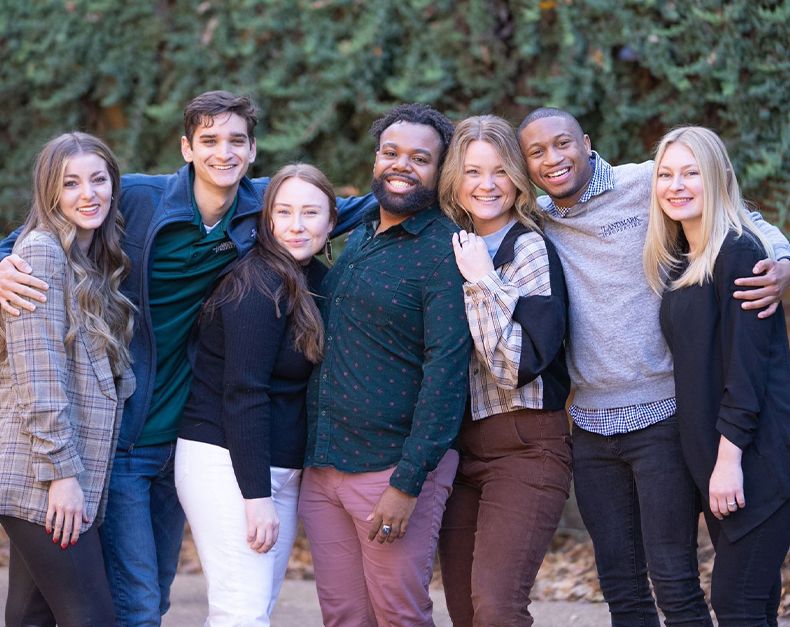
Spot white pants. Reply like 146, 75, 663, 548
175, 438, 301, 627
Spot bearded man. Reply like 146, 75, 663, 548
298, 103, 471, 627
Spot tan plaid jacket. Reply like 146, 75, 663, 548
0, 231, 134, 531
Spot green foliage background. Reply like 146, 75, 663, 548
1, 0, 788, 233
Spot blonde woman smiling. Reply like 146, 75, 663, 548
644, 126, 790, 626
438, 115, 571, 627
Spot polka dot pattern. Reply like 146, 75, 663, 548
305, 207, 471, 495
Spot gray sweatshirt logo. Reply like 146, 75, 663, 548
599, 216, 643, 239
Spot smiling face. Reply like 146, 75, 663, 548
458, 140, 516, 235
270, 177, 335, 264
519, 116, 593, 208
371, 121, 443, 217
181, 112, 256, 196
58, 152, 113, 252
655, 142, 704, 229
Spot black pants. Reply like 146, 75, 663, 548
705, 498, 790, 627
0, 515, 115, 627
572, 420, 712, 626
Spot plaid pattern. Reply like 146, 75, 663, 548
0, 231, 134, 530
463, 231, 552, 418
569, 397, 676, 436
542, 151, 615, 218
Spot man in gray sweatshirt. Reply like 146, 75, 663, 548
518, 107, 789, 627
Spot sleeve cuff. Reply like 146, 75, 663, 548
715, 416, 753, 451
389, 460, 427, 497
33, 447, 84, 482
463, 271, 506, 304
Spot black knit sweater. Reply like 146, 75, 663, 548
179, 256, 327, 498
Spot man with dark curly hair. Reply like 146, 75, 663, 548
299, 103, 471, 626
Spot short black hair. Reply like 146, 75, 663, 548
369, 103, 455, 162
517, 107, 585, 138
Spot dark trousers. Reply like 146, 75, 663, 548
0, 515, 115, 627
705, 498, 790, 627
572, 417, 713, 627
439, 408, 572, 627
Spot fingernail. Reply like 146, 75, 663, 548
71, 539, 77, 546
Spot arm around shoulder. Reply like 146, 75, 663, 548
0, 226, 50, 316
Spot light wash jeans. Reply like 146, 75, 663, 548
99, 441, 185, 627
175, 438, 301, 627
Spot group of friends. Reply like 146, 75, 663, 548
0, 89, 788, 627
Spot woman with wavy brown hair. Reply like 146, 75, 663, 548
175, 163, 337, 626
438, 115, 572, 626
0, 132, 135, 626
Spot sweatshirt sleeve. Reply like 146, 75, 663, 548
749, 210, 790, 260
462, 233, 566, 389
0, 225, 23, 260
220, 275, 287, 499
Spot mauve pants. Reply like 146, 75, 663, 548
438, 408, 572, 627
298, 450, 458, 627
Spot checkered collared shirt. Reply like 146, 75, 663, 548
542, 150, 615, 218
569, 398, 676, 436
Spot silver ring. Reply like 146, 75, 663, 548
381, 524, 392, 536
727, 501, 737, 506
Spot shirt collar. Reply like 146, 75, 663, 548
542, 150, 614, 217
189, 166, 239, 232
364, 203, 442, 236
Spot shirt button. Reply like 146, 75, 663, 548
327, 336, 333, 341
349, 263, 354, 269
321, 410, 326, 416
335, 297, 341, 304
322, 374, 327, 380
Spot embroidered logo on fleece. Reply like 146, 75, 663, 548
599, 215, 643, 239
212, 241, 236, 254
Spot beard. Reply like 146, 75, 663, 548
371, 173, 437, 216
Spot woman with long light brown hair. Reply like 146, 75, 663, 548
175, 163, 337, 626
0, 132, 135, 626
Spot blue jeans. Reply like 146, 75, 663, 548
572, 417, 713, 627
99, 442, 185, 627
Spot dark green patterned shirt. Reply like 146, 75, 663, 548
306, 206, 471, 496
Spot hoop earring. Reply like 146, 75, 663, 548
324, 239, 334, 264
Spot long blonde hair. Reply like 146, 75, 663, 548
439, 115, 542, 233
643, 126, 774, 293
3, 132, 135, 375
